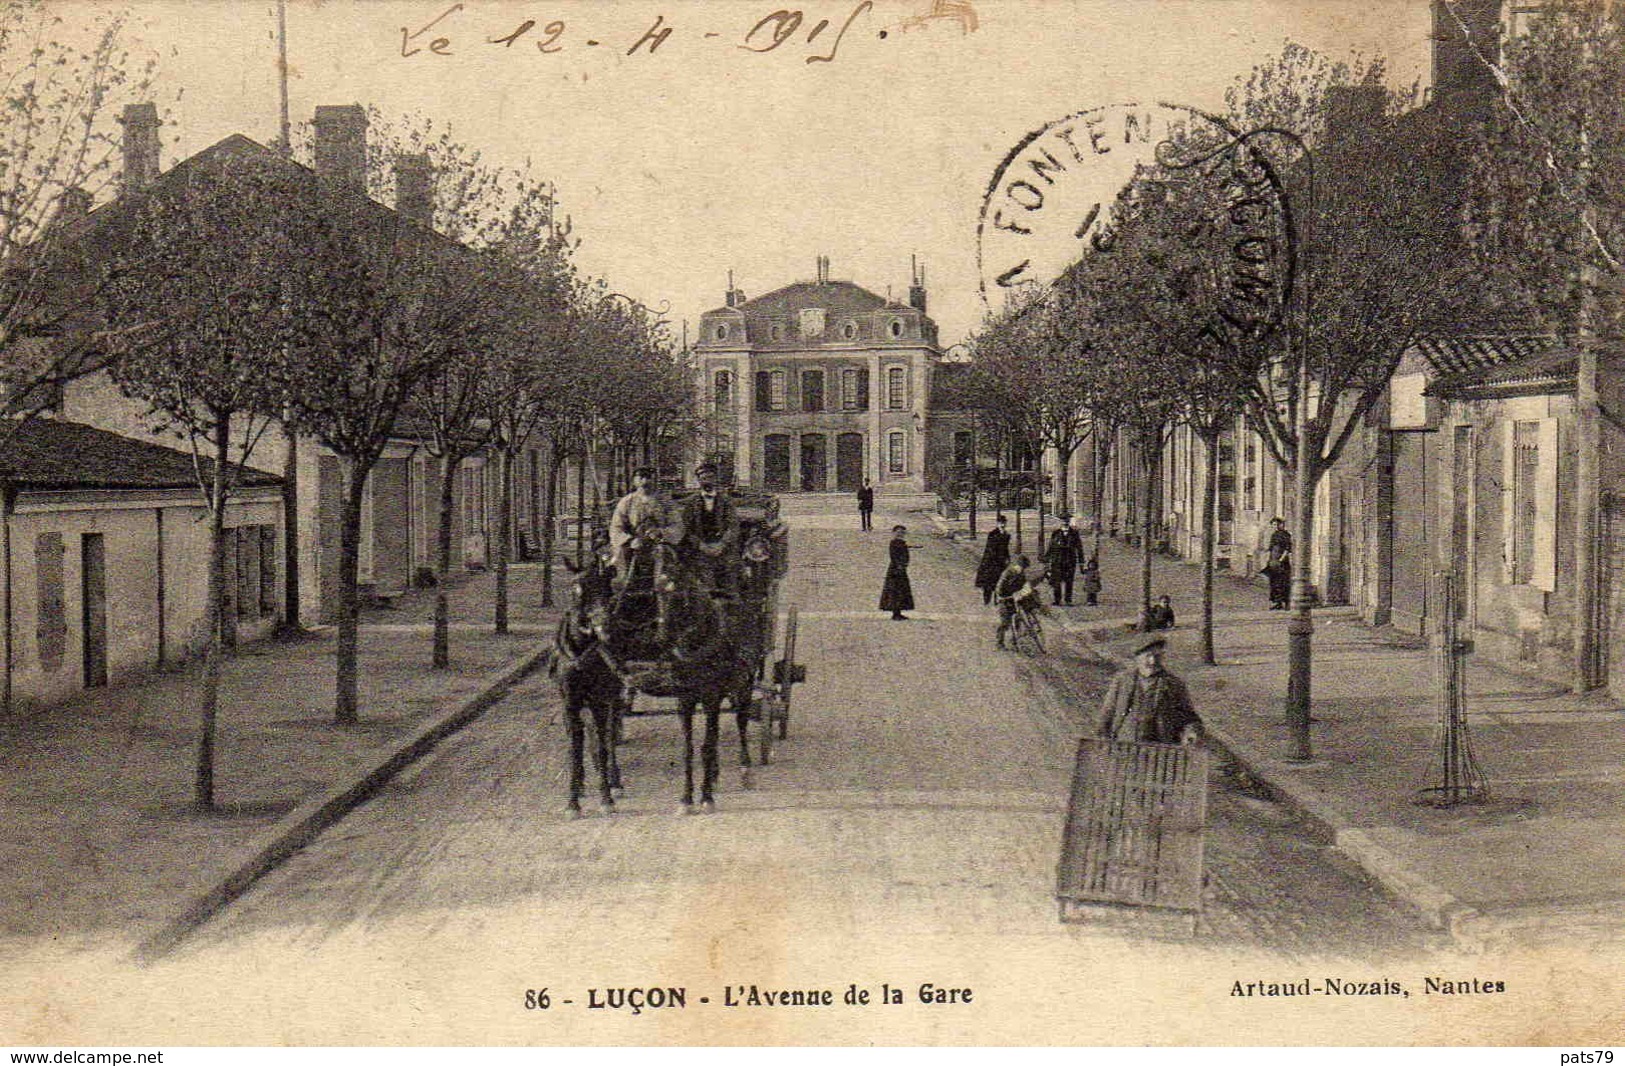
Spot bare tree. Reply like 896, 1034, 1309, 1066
1095, 152, 1287, 662
282, 183, 490, 725
101, 152, 303, 809
1463, 0, 1625, 691
0, 1, 156, 421
1226, 45, 1493, 757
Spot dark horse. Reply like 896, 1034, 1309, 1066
550, 553, 625, 817
553, 532, 772, 814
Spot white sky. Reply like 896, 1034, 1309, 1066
108, 0, 1433, 346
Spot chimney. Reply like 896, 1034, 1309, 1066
1323, 85, 1387, 142
394, 153, 434, 227
816, 255, 830, 284
313, 104, 369, 193
1431, 0, 1501, 124
56, 187, 93, 225
118, 103, 160, 195
909, 255, 927, 314
725, 269, 747, 308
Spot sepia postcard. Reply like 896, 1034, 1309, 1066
2, 0, 1624, 1049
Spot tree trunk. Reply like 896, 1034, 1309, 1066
1138, 427, 1159, 630
1200, 429, 1220, 666
529, 446, 544, 559
495, 445, 513, 635
334, 458, 368, 726
195, 412, 232, 811
279, 423, 301, 634
1107, 437, 1120, 539
1056, 443, 1075, 518
541, 442, 561, 608
1037, 466, 1046, 554
575, 444, 587, 568
433, 451, 463, 669
1091, 432, 1110, 557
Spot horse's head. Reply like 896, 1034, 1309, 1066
560, 553, 614, 635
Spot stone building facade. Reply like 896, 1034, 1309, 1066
694, 259, 941, 494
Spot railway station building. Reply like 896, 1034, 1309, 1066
693, 258, 943, 495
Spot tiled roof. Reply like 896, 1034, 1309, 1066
1410, 331, 1558, 377
1425, 346, 1579, 400
733, 280, 890, 318
0, 419, 282, 492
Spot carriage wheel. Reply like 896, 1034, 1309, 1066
777, 606, 799, 740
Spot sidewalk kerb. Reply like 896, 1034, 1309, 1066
133, 639, 553, 965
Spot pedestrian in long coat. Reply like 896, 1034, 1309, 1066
974, 515, 1011, 605
880, 524, 916, 620
1044, 517, 1083, 605
1263, 517, 1292, 609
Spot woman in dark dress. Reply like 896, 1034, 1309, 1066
880, 524, 916, 620
974, 515, 1011, 605
1264, 516, 1292, 609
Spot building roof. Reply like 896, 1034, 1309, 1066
1425, 346, 1579, 400
705, 280, 892, 318
0, 419, 282, 493
1410, 330, 1559, 377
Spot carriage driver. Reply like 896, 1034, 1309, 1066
608, 466, 685, 591
679, 460, 741, 598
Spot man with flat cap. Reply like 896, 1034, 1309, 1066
679, 460, 741, 597
1097, 636, 1203, 746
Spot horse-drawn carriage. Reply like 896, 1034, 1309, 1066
549, 485, 804, 815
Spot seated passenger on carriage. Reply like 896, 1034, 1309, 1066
678, 460, 741, 599
994, 554, 1036, 649
608, 466, 685, 594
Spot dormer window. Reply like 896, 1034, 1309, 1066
714, 323, 729, 341
842, 320, 859, 340
889, 319, 905, 339
770, 323, 783, 342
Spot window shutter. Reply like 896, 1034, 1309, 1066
857, 368, 870, 410
1532, 417, 1558, 592
755, 371, 771, 412
1501, 420, 1517, 584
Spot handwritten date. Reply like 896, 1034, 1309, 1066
400, 2, 877, 65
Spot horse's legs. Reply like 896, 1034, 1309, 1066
606, 691, 625, 794
565, 688, 585, 816
588, 696, 616, 811
734, 675, 753, 769
701, 696, 722, 810
679, 698, 696, 812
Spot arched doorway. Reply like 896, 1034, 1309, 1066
764, 434, 791, 491
800, 433, 828, 493
836, 433, 864, 492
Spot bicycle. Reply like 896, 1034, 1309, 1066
1003, 594, 1046, 656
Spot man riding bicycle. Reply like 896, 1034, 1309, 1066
994, 554, 1036, 649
